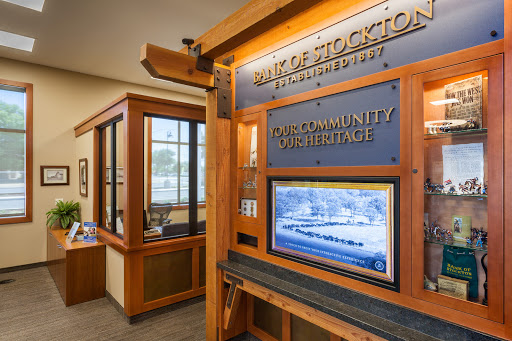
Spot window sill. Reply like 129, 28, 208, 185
170, 203, 207, 211
0, 215, 32, 225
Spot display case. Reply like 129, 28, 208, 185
234, 112, 262, 224
412, 56, 503, 321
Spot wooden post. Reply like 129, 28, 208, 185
206, 89, 231, 340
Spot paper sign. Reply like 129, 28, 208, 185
66, 222, 80, 243
83, 222, 97, 243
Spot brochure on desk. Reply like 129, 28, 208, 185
83, 222, 97, 243
66, 222, 81, 243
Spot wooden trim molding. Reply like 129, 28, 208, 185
0, 78, 32, 225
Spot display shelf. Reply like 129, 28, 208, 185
424, 192, 487, 198
424, 128, 487, 138
424, 238, 488, 252
239, 187, 257, 189
238, 166, 257, 170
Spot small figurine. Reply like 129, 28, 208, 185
243, 181, 247, 188
476, 235, 483, 248
449, 185, 457, 194
466, 237, 472, 246
424, 275, 438, 292
246, 180, 253, 188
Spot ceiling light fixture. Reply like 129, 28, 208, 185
0, 30, 35, 52
429, 99, 459, 106
1, 0, 45, 12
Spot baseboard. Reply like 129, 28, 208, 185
105, 290, 206, 324
0, 262, 46, 274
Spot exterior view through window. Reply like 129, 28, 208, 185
0, 83, 28, 220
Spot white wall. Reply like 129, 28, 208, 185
0, 57, 205, 269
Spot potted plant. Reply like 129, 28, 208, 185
46, 200, 80, 229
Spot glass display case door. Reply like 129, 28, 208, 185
411, 55, 503, 322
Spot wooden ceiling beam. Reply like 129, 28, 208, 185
140, 43, 214, 89
178, 0, 324, 60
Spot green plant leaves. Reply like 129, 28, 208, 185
45, 200, 81, 228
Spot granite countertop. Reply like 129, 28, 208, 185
218, 250, 502, 341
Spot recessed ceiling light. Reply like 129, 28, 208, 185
430, 99, 459, 106
0, 30, 35, 52
1, 0, 45, 12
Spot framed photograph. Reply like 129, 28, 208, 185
79, 158, 88, 197
452, 215, 471, 241
268, 177, 399, 291
106, 167, 123, 184
40, 166, 69, 186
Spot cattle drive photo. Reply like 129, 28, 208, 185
270, 180, 394, 279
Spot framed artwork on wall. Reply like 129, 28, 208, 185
40, 166, 70, 186
268, 176, 400, 291
79, 158, 88, 197
106, 166, 123, 184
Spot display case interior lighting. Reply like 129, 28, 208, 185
0, 30, 35, 52
429, 99, 460, 106
1, 0, 45, 12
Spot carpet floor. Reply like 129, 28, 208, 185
0, 266, 257, 341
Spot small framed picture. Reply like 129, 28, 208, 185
41, 166, 69, 186
106, 167, 123, 184
79, 158, 88, 197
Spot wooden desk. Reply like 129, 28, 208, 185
47, 228, 106, 306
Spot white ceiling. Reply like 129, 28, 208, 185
0, 0, 252, 97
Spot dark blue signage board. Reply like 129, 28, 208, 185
235, 0, 503, 110
267, 80, 399, 168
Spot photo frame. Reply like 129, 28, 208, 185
268, 176, 400, 291
40, 166, 69, 186
106, 167, 123, 184
79, 158, 88, 197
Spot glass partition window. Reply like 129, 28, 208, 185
144, 116, 206, 242
0, 82, 30, 221
99, 119, 124, 236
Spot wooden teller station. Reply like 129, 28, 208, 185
74, 94, 207, 319
74, 0, 512, 339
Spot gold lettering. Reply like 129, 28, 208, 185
315, 134, 322, 146
414, 0, 433, 25
322, 133, 330, 145
347, 30, 361, 48
305, 134, 314, 146
291, 124, 298, 135
269, 127, 276, 138
283, 125, 290, 136
267, 64, 277, 78
298, 73, 304, 81
331, 37, 346, 54
316, 66, 323, 75
361, 23, 377, 44
352, 113, 364, 126
342, 131, 353, 143
289, 55, 301, 69
333, 60, 340, 70
341, 58, 348, 67
384, 107, 395, 121
300, 51, 309, 66
376, 17, 392, 37
295, 137, 303, 147
353, 129, 364, 142
366, 128, 374, 141
334, 131, 342, 143
277, 60, 286, 74
342, 115, 351, 128
324, 63, 331, 73
300, 122, 308, 133
274, 81, 279, 88
291, 75, 297, 83
308, 121, 317, 132
274, 126, 283, 137
330, 117, 341, 129
279, 139, 286, 149
318, 119, 329, 131
313, 46, 321, 62
254, 71, 261, 83
391, 11, 411, 31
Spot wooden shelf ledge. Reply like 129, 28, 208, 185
218, 251, 496, 341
